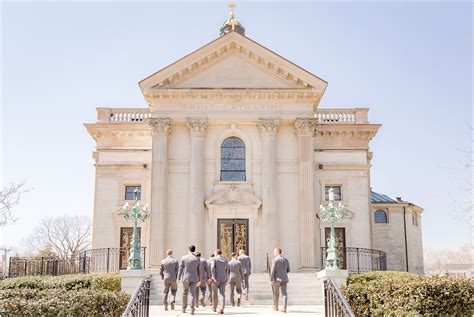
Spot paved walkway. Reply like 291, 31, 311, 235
149, 305, 324, 316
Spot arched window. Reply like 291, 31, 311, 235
374, 209, 388, 223
220, 137, 246, 181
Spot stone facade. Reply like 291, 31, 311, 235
85, 31, 424, 273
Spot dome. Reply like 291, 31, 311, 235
220, 3, 245, 36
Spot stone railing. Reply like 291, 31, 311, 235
315, 108, 369, 124
95, 107, 369, 124
96, 108, 151, 123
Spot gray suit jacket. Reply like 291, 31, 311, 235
178, 253, 201, 283
198, 257, 210, 282
211, 255, 228, 282
237, 254, 251, 275
270, 255, 290, 282
160, 256, 179, 282
227, 259, 244, 283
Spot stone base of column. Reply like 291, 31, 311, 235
119, 270, 151, 295
299, 266, 319, 272
317, 269, 349, 296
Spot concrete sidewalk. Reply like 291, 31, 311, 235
149, 304, 325, 316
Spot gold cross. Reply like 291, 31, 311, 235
228, 2, 237, 30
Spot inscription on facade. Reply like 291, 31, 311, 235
181, 104, 282, 112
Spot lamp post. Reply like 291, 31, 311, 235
319, 188, 346, 270
123, 189, 149, 270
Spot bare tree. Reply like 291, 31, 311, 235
0, 180, 29, 227
23, 215, 92, 259
424, 244, 472, 275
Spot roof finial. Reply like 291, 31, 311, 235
229, 2, 236, 30
220, 2, 245, 36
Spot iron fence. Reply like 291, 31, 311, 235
8, 247, 146, 278
320, 247, 387, 273
323, 279, 355, 317
122, 278, 150, 317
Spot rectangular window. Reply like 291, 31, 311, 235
325, 185, 342, 201
412, 213, 418, 226
125, 185, 141, 201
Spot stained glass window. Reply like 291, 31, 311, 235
374, 209, 388, 223
125, 185, 141, 200
220, 137, 246, 181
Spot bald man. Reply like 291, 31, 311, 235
159, 249, 179, 311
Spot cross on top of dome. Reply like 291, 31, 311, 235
220, 2, 245, 36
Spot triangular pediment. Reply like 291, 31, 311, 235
173, 54, 299, 89
139, 32, 327, 93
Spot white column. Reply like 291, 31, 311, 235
148, 117, 171, 267
259, 118, 280, 255
295, 118, 318, 269
186, 118, 208, 250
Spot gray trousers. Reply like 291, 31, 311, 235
207, 283, 213, 304
243, 273, 250, 294
212, 281, 226, 311
195, 281, 207, 301
163, 281, 177, 306
182, 281, 197, 310
229, 280, 242, 305
272, 281, 288, 310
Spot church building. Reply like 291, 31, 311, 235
85, 7, 424, 275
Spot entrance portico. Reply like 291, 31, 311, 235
205, 185, 261, 269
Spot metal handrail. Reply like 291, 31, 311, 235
122, 278, 151, 317
323, 279, 355, 317
320, 246, 387, 273
8, 247, 146, 278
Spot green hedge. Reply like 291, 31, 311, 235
0, 274, 129, 316
0, 273, 121, 292
342, 271, 474, 316
0, 288, 129, 316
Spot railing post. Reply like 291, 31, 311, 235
106, 248, 110, 273
356, 248, 360, 273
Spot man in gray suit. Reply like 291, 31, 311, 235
270, 247, 290, 313
194, 251, 211, 307
211, 249, 228, 314
178, 245, 201, 315
159, 249, 179, 311
207, 254, 214, 305
227, 252, 244, 307
237, 249, 251, 300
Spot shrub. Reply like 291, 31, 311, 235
0, 288, 129, 316
0, 273, 127, 316
342, 271, 474, 316
0, 273, 120, 291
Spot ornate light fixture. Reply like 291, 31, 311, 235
123, 189, 149, 270
319, 188, 346, 270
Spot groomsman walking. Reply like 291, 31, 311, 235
270, 247, 290, 313
237, 249, 251, 300
227, 252, 244, 307
195, 252, 210, 307
211, 249, 228, 314
178, 245, 201, 315
159, 249, 179, 311
207, 254, 215, 305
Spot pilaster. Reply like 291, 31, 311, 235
148, 117, 171, 267
295, 118, 318, 269
186, 118, 208, 250
259, 118, 280, 255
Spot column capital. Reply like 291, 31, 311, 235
259, 118, 280, 136
186, 117, 208, 136
295, 118, 317, 136
148, 117, 171, 134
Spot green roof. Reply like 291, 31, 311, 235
371, 191, 398, 203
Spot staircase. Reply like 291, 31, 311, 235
149, 272, 323, 306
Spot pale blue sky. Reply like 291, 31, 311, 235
1, 2, 472, 252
